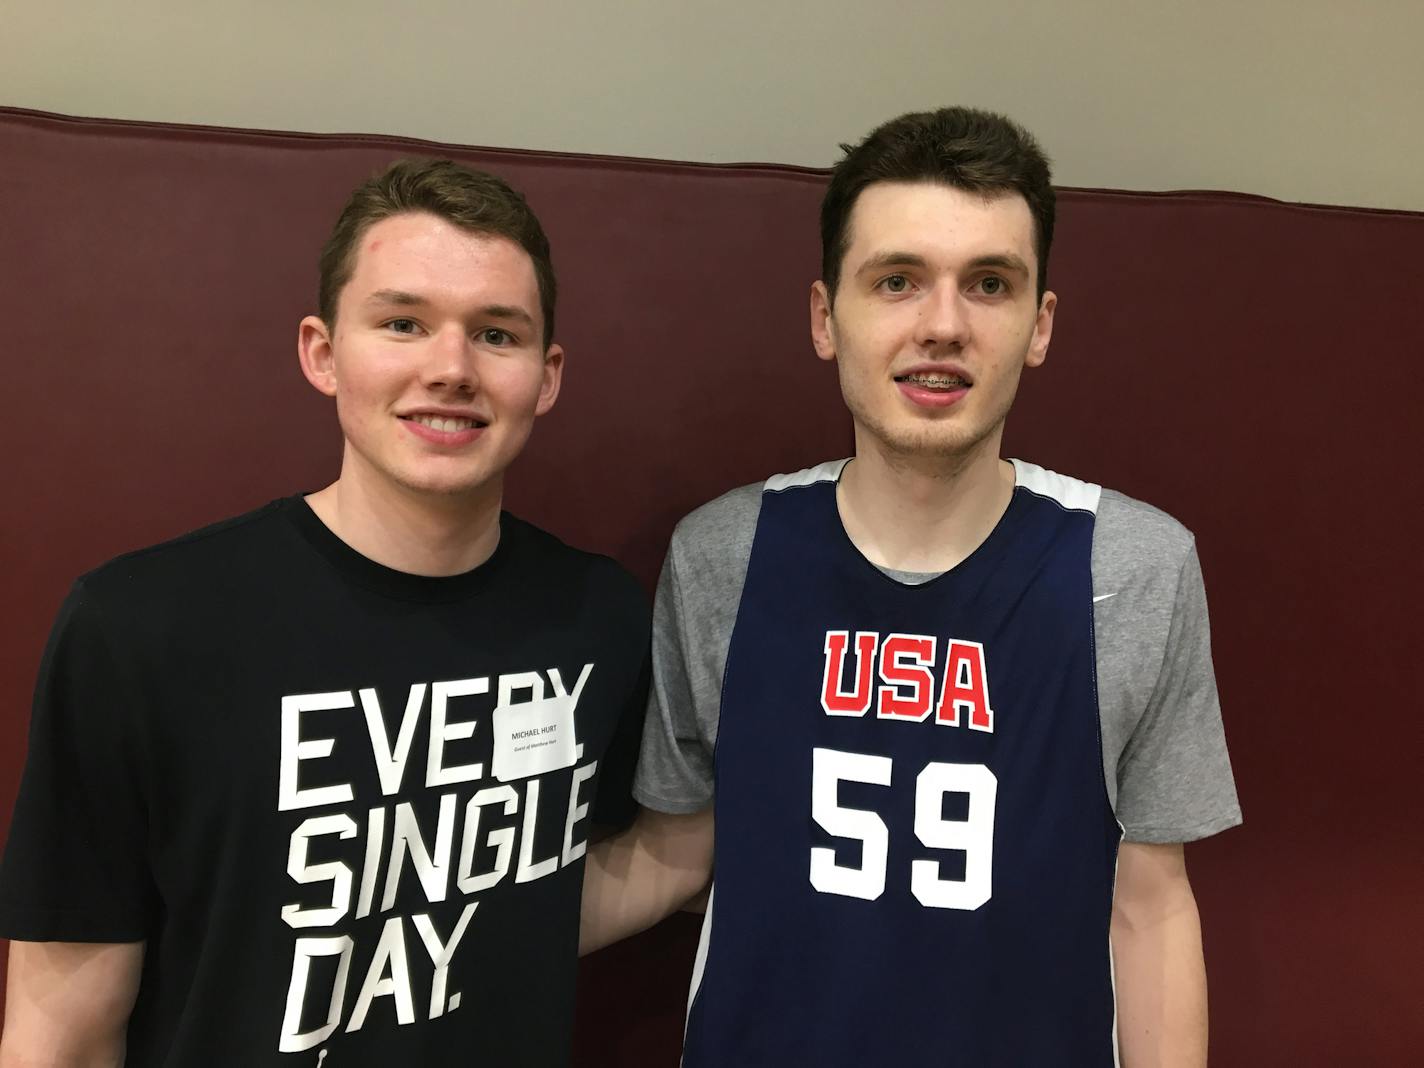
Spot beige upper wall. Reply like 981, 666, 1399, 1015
3, 0, 1420, 212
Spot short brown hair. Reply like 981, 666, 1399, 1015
820, 107, 1055, 301
318, 158, 557, 345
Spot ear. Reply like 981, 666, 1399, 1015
534, 343, 564, 416
298, 315, 339, 397
1024, 290, 1057, 369
810, 280, 837, 362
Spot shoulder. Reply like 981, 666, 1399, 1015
43, 500, 296, 668
665, 459, 846, 593
659, 480, 763, 632
670, 481, 764, 567
502, 514, 646, 608
1011, 458, 1102, 513
1090, 486, 1206, 700
670, 459, 848, 562
1009, 460, 1196, 575
74, 498, 296, 609
1008, 460, 1202, 610
1093, 487, 1197, 582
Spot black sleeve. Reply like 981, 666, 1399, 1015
0, 581, 159, 942
589, 571, 652, 831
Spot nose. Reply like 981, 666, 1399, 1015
421, 324, 479, 393
913, 283, 971, 352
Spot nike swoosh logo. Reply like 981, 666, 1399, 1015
1093, 593, 1117, 603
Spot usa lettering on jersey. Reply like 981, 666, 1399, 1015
820, 630, 994, 731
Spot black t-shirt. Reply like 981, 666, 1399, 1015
0, 498, 650, 1066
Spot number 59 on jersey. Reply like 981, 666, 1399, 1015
809, 747, 997, 911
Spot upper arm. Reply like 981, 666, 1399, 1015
632, 493, 759, 814
0, 589, 156, 1063
634, 804, 716, 890
579, 803, 715, 953
631, 548, 720, 813
1104, 529, 1241, 843
1112, 841, 1195, 927
1110, 844, 1208, 1064
1, 940, 144, 1065
0, 584, 157, 942
589, 569, 654, 833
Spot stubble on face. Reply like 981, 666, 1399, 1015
838, 359, 1019, 468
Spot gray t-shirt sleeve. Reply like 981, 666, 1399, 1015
632, 484, 761, 814
1093, 491, 1242, 843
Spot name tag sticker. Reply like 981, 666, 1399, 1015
492, 694, 578, 782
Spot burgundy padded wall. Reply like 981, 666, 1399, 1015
1, 108, 1420, 1065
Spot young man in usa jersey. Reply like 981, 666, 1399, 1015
582, 107, 1240, 1066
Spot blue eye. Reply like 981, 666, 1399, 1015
480, 328, 514, 346
386, 318, 419, 334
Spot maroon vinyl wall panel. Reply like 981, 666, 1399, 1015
0, 108, 1419, 1065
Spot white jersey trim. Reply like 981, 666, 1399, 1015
764, 459, 849, 493
1109, 820, 1125, 1068
1011, 458, 1102, 515
683, 882, 716, 1055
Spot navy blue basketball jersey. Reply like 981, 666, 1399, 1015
683, 460, 1122, 1067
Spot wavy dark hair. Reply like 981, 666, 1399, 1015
820, 107, 1054, 301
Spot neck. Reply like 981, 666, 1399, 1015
837, 428, 1014, 574
305, 455, 502, 577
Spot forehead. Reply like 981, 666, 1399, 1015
344, 211, 539, 310
843, 181, 1036, 269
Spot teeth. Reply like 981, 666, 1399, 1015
410, 414, 480, 432
901, 374, 968, 389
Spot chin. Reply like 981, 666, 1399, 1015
389, 468, 499, 500
867, 421, 987, 459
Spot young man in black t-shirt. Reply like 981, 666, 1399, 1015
0, 160, 649, 1066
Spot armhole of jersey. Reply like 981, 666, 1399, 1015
684, 884, 716, 1045
1109, 840, 1124, 1068
1011, 458, 1102, 514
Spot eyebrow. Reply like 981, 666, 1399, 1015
857, 251, 930, 275
855, 251, 1032, 279
365, 289, 428, 308
479, 304, 536, 329
965, 253, 1031, 279
365, 290, 536, 328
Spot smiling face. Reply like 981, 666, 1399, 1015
298, 211, 562, 505
811, 180, 1055, 466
